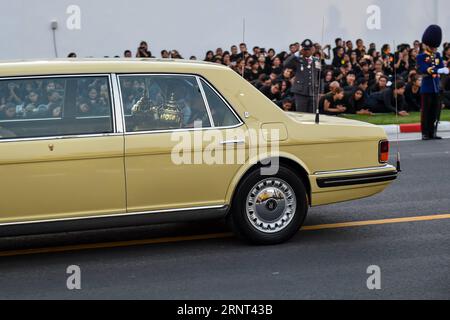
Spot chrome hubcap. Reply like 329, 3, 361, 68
246, 178, 297, 234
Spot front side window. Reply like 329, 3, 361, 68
120, 75, 211, 132
0, 76, 113, 140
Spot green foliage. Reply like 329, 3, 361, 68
341, 110, 450, 125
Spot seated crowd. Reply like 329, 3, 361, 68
124, 39, 450, 116
3, 39, 449, 120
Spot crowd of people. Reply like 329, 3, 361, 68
4, 38, 449, 121
0, 77, 111, 120
112, 39, 450, 116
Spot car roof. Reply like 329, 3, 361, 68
0, 58, 229, 77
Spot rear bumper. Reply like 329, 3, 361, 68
310, 164, 398, 206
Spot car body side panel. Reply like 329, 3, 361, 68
124, 127, 247, 212
0, 136, 126, 224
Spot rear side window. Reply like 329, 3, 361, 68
200, 79, 241, 127
119, 75, 211, 132
0, 76, 113, 139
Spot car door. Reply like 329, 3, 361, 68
0, 75, 126, 224
119, 74, 246, 213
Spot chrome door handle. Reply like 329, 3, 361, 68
220, 139, 245, 145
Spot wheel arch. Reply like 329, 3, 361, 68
225, 154, 312, 210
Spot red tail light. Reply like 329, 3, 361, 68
379, 140, 390, 163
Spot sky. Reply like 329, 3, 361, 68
0, 0, 448, 59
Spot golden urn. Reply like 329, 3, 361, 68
159, 93, 182, 127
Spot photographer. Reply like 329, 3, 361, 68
394, 46, 410, 78
6, 82, 22, 105
136, 41, 152, 58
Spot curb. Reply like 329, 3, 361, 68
381, 121, 450, 134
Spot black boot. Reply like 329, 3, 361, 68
433, 126, 442, 139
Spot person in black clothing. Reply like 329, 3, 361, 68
319, 87, 346, 115
204, 50, 214, 62
344, 88, 372, 115
322, 69, 335, 94
280, 80, 292, 101
238, 43, 249, 60
369, 75, 389, 94
0, 103, 17, 120
230, 45, 239, 62
359, 61, 371, 81
404, 75, 422, 112
442, 74, 450, 109
252, 46, 261, 61
244, 60, 260, 82
260, 82, 281, 103
356, 78, 370, 104
136, 41, 152, 58
381, 44, 394, 75
355, 39, 366, 59
279, 97, 295, 112
254, 74, 271, 90
342, 71, 357, 91
367, 80, 409, 116
345, 41, 354, 55
332, 47, 345, 69
394, 46, 410, 78
271, 56, 283, 75
332, 38, 343, 59
257, 55, 271, 75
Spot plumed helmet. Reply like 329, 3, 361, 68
422, 25, 443, 48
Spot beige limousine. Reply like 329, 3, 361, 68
0, 59, 397, 244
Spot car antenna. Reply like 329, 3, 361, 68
315, 17, 326, 124
241, 17, 246, 78
393, 40, 402, 172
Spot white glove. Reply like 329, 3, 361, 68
437, 67, 450, 75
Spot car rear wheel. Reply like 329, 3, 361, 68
229, 165, 308, 245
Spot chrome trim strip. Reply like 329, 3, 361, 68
316, 171, 397, 188
0, 133, 123, 143
0, 205, 227, 227
321, 175, 396, 185
106, 74, 117, 133
220, 139, 245, 145
0, 117, 61, 123
0, 73, 111, 81
111, 73, 125, 134
122, 123, 244, 136
313, 164, 396, 176
196, 76, 215, 127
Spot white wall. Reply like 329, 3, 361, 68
0, 0, 448, 60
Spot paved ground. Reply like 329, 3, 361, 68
0, 139, 449, 300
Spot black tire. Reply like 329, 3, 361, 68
228, 165, 308, 245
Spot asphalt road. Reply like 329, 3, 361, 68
0, 139, 449, 300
